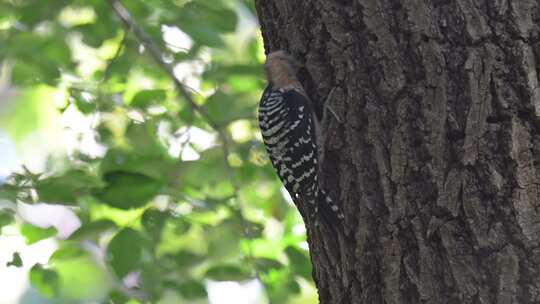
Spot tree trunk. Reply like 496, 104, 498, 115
254, 1, 540, 303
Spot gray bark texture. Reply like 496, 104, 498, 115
254, 1, 540, 303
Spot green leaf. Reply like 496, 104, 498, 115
227, 75, 261, 92
76, 22, 117, 48
175, 250, 204, 270
179, 148, 228, 189
73, 4, 117, 48
55, 254, 110, 300
131, 89, 167, 109
0, 210, 15, 233
68, 219, 117, 241
205, 265, 251, 281
170, 217, 191, 235
239, 0, 257, 14
139, 262, 162, 300
207, 218, 242, 260
183, 1, 237, 32
100, 148, 176, 181
177, 1, 237, 47
124, 122, 168, 156
286, 279, 301, 294
21, 224, 57, 244
141, 208, 167, 241
29, 264, 60, 299
49, 245, 85, 262
94, 171, 163, 210
0, 184, 19, 202
106, 228, 144, 278
205, 91, 255, 125
108, 289, 129, 304
255, 258, 283, 272
11, 60, 59, 86
263, 267, 305, 301
178, 22, 224, 48
35, 169, 102, 205
177, 280, 207, 299
285, 246, 312, 280
6, 252, 22, 267
0, 86, 55, 140
17, 1, 67, 26
244, 220, 264, 238
70, 89, 96, 114
203, 64, 262, 83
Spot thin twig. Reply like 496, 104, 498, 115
107, 0, 218, 131
101, 29, 130, 82
107, 0, 235, 187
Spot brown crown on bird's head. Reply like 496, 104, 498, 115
264, 50, 301, 87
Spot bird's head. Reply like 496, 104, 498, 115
264, 50, 301, 87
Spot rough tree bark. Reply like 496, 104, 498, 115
254, 1, 540, 303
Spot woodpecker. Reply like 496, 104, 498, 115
258, 50, 344, 229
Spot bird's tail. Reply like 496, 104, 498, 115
317, 188, 345, 232
298, 185, 345, 234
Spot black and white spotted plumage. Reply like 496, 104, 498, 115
258, 84, 344, 228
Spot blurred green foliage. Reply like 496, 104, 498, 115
0, 0, 317, 303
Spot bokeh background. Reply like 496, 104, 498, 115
0, 1, 317, 303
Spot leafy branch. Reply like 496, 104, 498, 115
107, 0, 260, 278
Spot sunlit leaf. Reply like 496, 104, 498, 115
29, 264, 60, 299
21, 224, 57, 244
50, 245, 86, 262
131, 89, 167, 109
0, 86, 58, 140
55, 254, 111, 300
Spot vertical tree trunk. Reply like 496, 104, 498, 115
254, 1, 540, 303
